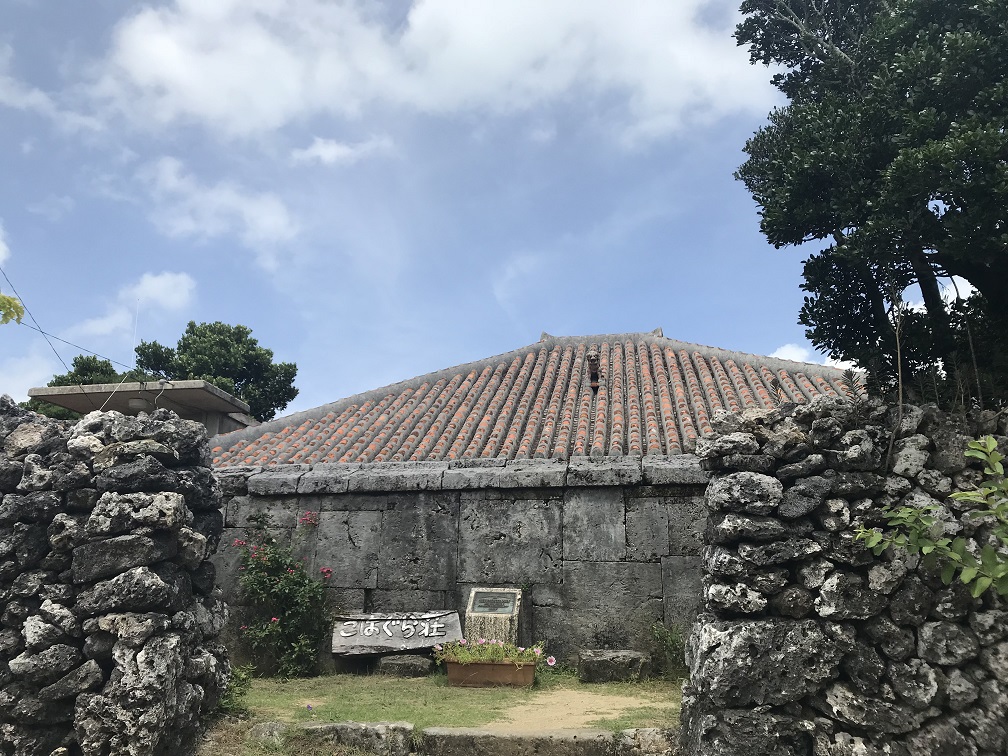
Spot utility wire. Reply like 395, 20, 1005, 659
1, 264, 101, 412
16, 321, 135, 371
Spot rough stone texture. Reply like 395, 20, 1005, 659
376, 654, 435, 678
0, 398, 229, 756
682, 399, 1008, 756
214, 457, 710, 667
577, 649, 651, 683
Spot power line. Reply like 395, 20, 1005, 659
2, 264, 107, 412
16, 321, 135, 371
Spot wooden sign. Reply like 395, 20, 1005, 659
331, 610, 463, 655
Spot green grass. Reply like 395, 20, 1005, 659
202, 669, 683, 756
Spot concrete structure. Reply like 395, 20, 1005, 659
28, 379, 258, 435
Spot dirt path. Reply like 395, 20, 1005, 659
477, 689, 677, 733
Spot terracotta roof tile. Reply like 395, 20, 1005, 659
214, 332, 861, 466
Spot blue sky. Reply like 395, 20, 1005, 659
2, 0, 839, 417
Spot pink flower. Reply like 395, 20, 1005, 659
459, 639, 467, 645
478, 638, 486, 645
533, 647, 542, 656
434, 644, 442, 651
271, 617, 279, 622
546, 656, 556, 667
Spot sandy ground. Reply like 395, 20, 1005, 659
477, 689, 677, 733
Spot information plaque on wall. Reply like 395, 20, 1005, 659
464, 587, 522, 644
470, 590, 518, 615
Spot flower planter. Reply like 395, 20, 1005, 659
445, 661, 535, 688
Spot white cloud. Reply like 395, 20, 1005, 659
771, 342, 858, 372
0, 44, 101, 132
492, 254, 543, 313
770, 343, 813, 363
0, 221, 10, 266
27, 194, 75, 222
94, 0, 775, 141
122, 271, 196, 312
65, 270, 196, 340
290, 135, 393, 165
0, 344, 60, 403
137, 157, 298, 268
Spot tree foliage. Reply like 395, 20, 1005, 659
135, 321, 298, 421
0, 292, 24, 325
27, 323, 297, 423
736, 0, 1008, 403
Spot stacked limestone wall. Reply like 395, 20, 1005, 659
681, 396, 1008, 755
213, 456, 709, 663
0, 397, 230, 756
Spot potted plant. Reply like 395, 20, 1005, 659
434, 638, 556, 687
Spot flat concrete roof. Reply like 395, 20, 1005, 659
28, 379, 251, 417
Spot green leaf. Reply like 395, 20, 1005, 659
960, 566, 978, 584
971, 576, 992, 598
941, 561, 957, 584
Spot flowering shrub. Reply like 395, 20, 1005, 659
234, 519, 333, 677
298, 510, 320, 527
433, 638, 553, 669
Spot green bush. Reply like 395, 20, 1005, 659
217, 663, 255, 716
235, 514, 333, 677
650, 622, 688, 679
857, 436, 1008, 598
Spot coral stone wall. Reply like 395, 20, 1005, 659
681, 397, 1008, 756
0, 397, 230, 756
213, 456, 709, 663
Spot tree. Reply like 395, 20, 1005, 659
135, 321, 298, 421
0, 292, 23, 325
27, 322, 298, 422
735, 0, 1008, 402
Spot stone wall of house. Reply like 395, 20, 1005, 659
214, 456, 710, 663
681, 396, 1008, 756
0, 397, 230, 756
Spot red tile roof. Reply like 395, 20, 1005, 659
212, 332, 857, 467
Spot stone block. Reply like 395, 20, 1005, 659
232, 496, 300, 528
325, 587, 367, 612
688, 619, 853, 708
642, 454, 709, 485
420, 727, 614, 756
369, 590, 453, 612
577, 649, 651, 682
301, 492, 388, 512
536, 561, 664, 661
297, 464, 361, 494
567, 457, 642, 486
441, 465, 502, 490
376, 654, 435, 677
247, 470, 302, 495
458, 497, 561, 584
348, 462, 447, 492
563, 488, 626, 561
378, 494, 459, 590
661, 556, 703, 631
313, 510, 381, 589
303, 721, 413, 756
498, 460, 567, 488
666, 495, 706, 556
625, 498, 668, 562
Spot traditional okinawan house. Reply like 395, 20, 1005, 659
210, 331, 854, 661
